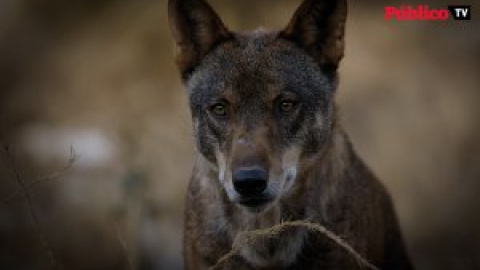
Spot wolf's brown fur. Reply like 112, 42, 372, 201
168, 0, 414, 269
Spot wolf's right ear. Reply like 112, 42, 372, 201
280, 0, 347, 74
168, 0, 232, 80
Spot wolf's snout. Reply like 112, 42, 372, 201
232, 168, 268, 197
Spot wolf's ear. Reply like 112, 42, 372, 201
168, 0, 232, 80
280, 0, 347, 74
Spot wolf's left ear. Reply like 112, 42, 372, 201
168, 0, 232, 80
280, 0, 347, 74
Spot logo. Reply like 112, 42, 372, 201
448, 5, 471, 20
385, 5, 471, 21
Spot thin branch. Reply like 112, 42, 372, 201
113, 222, 136, 270
1, 147, 76, 205
2, 146, 73, 270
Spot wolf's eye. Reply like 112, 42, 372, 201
278, 100, 298, 114
209, 102, 228, 117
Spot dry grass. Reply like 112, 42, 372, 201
209, 221, 379, 270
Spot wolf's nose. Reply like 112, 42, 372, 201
232, 168, 268, 197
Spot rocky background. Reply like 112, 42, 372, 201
0, 0, 479, 269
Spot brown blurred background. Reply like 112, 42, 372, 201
0, 0, 479, 269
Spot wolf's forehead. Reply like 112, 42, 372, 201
188, 32, 330, 100
229, 33, 308, 74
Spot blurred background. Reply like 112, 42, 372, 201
0, 0, 478, 269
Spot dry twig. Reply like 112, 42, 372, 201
1, 145, 76, 270
1, 146, 76, 205
113, 222, 137, 270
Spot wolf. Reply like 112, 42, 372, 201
168, 0, 414, 269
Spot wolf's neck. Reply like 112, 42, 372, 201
299, 127, 356, 222
313, 127, 353, 186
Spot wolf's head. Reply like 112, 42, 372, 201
169, 0, 347, 212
